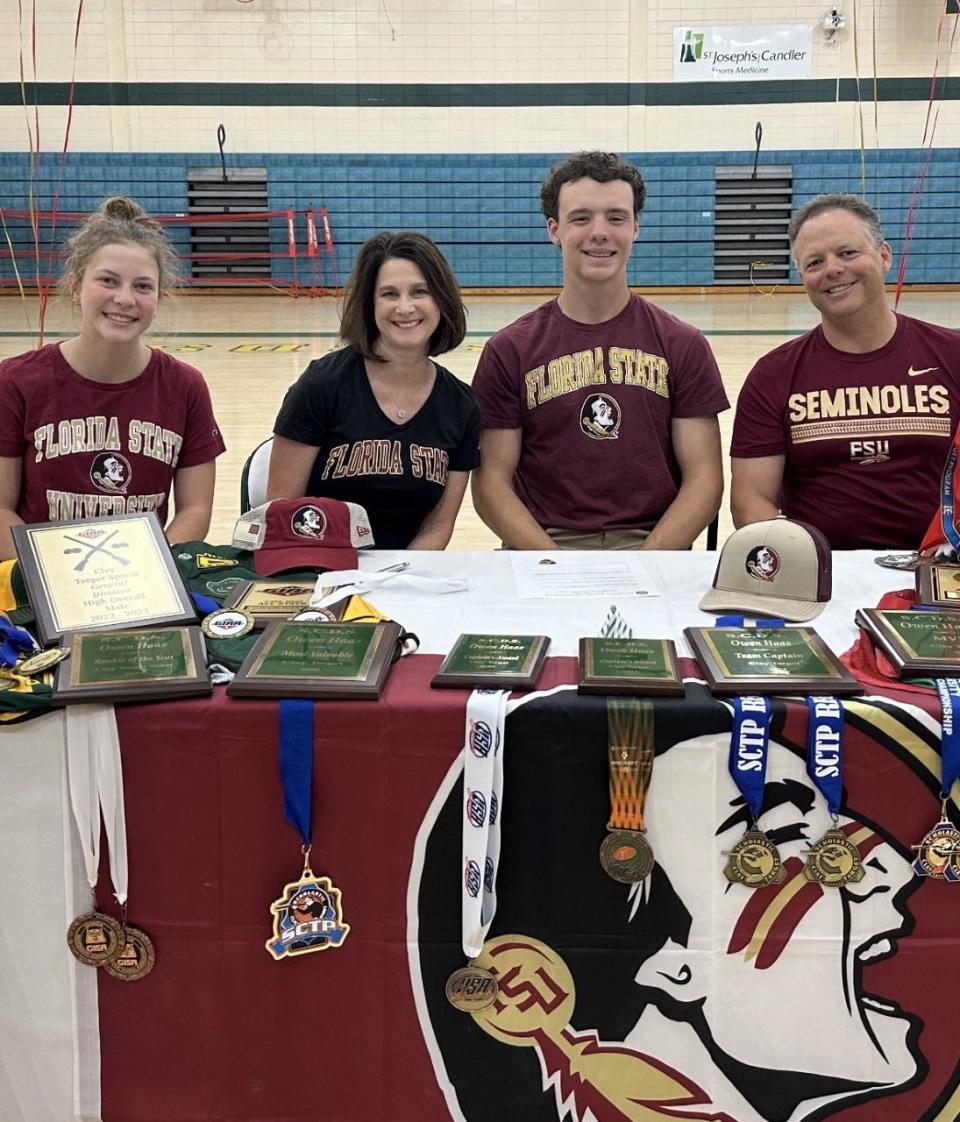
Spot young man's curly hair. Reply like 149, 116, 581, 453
539, 151, 646, 221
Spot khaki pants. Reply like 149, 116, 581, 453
544, 526, 650, 550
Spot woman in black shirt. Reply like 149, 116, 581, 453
268, 231, 480, 549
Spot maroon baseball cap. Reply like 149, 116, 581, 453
231, 498, 375, 576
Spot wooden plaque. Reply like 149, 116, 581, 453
916, 562, 960, 609
857, 608, 960, 677
53, 626, 211, 704
683, 626, 861, 696
431, 633, 549, 690
222, 579, 323, 625
227, 620, 402, 700
578, 637, 685, 697
13, 512, 197, 647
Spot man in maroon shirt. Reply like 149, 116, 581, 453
471, 151, 728, 550
731, 194, 960, 550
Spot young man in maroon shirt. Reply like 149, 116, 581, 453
471, 151, 728, 550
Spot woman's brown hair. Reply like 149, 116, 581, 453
339, 231, 466, 360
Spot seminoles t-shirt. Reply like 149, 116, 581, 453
731, 315, 960, 549
273, 347, 481, 548
0, 344, 225, 527
472, 296, 729, 532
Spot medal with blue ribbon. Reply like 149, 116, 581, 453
802, 697, 864, 886
912, 679, 960, 881
938, 442, 960, 556
265, 700, 351, 960
724, 696, 786, 888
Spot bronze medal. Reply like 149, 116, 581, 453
599, 828, 654, 883
804, 828, 865, 887
912, 817, 960, 880
724, 828, 787, 888
67, 911, 125, 966
103, 926, 156, 982
601, 699, 656, 883
445, 964, 499, 1012
19, 647, 68, 676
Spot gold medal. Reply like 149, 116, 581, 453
598, 829, 655, 884
67, 911, 125, 966
445, 964, 499, 1012
724, 828, 787, 888
601, 700, 656, 883
103, 926, 156, 982
19, 647, 68, 676
201, 608, 254, 640
912, 815, 960, 879
804, 827, 865, 887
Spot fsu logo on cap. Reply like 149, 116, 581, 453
579, 393, 621, 440
291, 505, 327, 539
745, 545, 780, 582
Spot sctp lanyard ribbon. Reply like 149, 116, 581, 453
729, 696, 773, 822
280, 700, 314, 847
65, 704, 128, 905
461, 689, 508, 960
936, 679, 960, 798
939, 442, 960, 554
805, 697, 844, 816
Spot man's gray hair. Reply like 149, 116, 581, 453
788, 193, 886, 251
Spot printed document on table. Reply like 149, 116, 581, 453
508, 552, 660, 600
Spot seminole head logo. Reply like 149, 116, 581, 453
292, 505, 327, 539
90, 452, 131, 495
745, 544, 780, 582
412, 691, 946, 1122
580, 393, 621, 440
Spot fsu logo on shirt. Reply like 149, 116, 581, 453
90, 452, 132, 495
579, 393, 621, 440
291, 505, 327, 539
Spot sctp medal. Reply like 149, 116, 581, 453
265, 700, 350, 960
803, 697, 864, 887
912, 679, 960, 881
598, 698, 656, 883
724, 696, 785, 888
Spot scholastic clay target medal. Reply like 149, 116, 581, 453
804, 828, 864, 887
725, 696, 787, 889
912, 808, 960, 880
67, 909, 125, 967
600, 699, 656, 884
723, 829, 786, 888
103, 925, 156, 982
265, 851, 350, 961
802, 696, 864, 887
913, 679, 960, 881
445, 964, 499, 1012
18, 646, 68, 676
266, 698, 351, 960
201, 608, 254, 640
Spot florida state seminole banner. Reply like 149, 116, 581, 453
9, 667, 960, 1122
411, 683, 960, 1122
